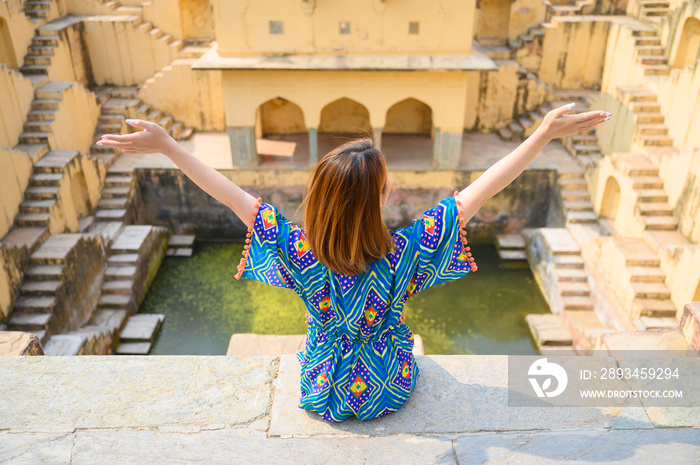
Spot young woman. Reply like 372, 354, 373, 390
97, 103, 611, 422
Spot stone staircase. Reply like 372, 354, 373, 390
495, 233, 528, 267
21, 0, 51, 23
116, 313, 165, 355
557, 171, 598, 225
166, 234, 195, 257
542, 0, 593, 22
616, 85, 673, 150
612, 238, 678, 330
91, 86, 195, 144
612, 152, 678, 231
525, 228, 615, 352
632, 0, 672, 24
631, 31, 672, 76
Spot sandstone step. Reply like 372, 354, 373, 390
629, 101, 661, 112
105, 266, 137, 280
642, 216, 678, 230
102, 186, 132, 197
167, 234, 196, 247
573, 144, 601, 154
627, 266, 666, 282
23, 120, 54, 133
552, 254, 584, 268
111, 225, 153, 253
616, 239, 660, 266
176, 127, 194, 140
554, 268, 588, 282
102, 279, 135, 295
541, 229, 580, 255
634, 298, 677, 317
8, 311, 52, 330
88, 308, 128, 333
43, 334, 86, 356
30, 234, 81, 264
166, 247, 193, 257
639, 315, 678, 330
631, 281, 671, 299
96, 209, 127, 220
19, 131, 50, 144
635, 202, 673, 216
561, 189, 590, 201
119, 313, 165, 343
525, 313, 572, 348
78, 215, 94, 232
636, 122, 668, 135
27, 108, 57, 121
31, 36, 59, 46
14, 295, 55, 311
98, 197, 128, 209
566, 211, 598, 223
107, 253, 139, 266
25, 264, 64, 280
562, 200, 594, 211
635, 111, 665, 123
20, 198, 56, 213
630, 176, 663, 189
635, 189, 668, 203
102, 98, 142, 115
643, 64, 671, 75
15, 212, 50, 227
12, 143, 50, 162
25, 185, 59, 199
29, 172, 62, 185
169, 121, 184, 138
562, 296, 594, 311
116, 341, 152, 355
98, 293, 132, 309
639, 134, 673, 146
20, 279, 61, 295
557, 177, 586, 190
105, 175, 133, 187
559, 281, 590, 296
498, 249, 527, 261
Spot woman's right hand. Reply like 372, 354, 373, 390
97, 119, 176, 154
541, 103, 611, 140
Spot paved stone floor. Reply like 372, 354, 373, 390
1, 355, 697, 464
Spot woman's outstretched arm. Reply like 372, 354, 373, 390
97, 119, 258, 223
455, 103, 611, 223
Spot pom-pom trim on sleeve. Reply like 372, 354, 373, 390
453, 191, 478, 272
235, 197, 263, 280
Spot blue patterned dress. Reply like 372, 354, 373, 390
235, 194, 477, 422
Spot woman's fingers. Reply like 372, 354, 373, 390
100, 133, 141, 142
97, 139, 134, 147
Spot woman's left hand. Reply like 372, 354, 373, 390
97, 119, 175, 154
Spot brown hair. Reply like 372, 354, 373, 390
297, 137, 392, 276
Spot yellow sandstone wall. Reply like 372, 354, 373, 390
0, 147, 33, 240
221, 70, 471, 133
538, 17, 611, 88
137, 59, 225, 131
213, 0, 474, 56
51, 83, 100, 153
0, 66, 35, 148
0, 2, 37, 70
82, 17, 179, 86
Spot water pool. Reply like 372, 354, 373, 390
139, 241, 550, 355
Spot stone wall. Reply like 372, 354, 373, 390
0, 66, 34, 148
132, 167, 554, 242
0, 147, 33, 240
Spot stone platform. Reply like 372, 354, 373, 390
1, 355, 698, 464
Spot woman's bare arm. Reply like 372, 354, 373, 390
97, 119, 258, 224
456, 104, 611, 223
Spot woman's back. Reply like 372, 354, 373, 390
236, 194, 477, 422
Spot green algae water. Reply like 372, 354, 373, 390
140, 241, 550, 355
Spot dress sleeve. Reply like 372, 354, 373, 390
234, 198, 309, 296
396, 191, 478, 306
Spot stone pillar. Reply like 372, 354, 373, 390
373, 127, 383, 150
228, 126, 257, 167
308, 127, 318, 167
432, 128, 463, 169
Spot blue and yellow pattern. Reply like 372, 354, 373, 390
238, 196, 476, 422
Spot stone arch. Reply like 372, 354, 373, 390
384, 98, 433, 136
0, 18, 17, 68
319, 97, 371, 135
476, 0, 510, 41
600, 176, 621, 221
254, 97, 306, 137
673, 17, 700, 68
